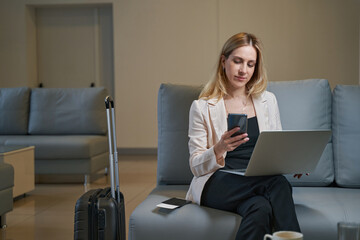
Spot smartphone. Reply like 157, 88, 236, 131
227, 113, 248, 136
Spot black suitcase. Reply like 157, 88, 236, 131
74, 96, 125, 240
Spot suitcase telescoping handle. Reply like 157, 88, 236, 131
105, 96, 121, 204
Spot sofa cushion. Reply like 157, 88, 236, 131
267, 79, 333, 186
158, 80, 333, 186
129, 185, 360, 240
35, 152, 108, 174
293, 187, 360, 240
0, 87, 30, 134
157, 84, 202, 185
129, 185, 241, 240
3, 135, 108, 159
332, 85, 360, 187
28, 88, 107, 135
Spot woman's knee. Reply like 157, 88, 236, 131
273, 175, 292, 191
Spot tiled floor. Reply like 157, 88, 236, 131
0, 155, 157, 240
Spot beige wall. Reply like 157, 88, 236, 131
115, 0, 218, 148
0, 0, 359, 149
220, 0, 359, 87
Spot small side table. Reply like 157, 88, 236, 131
0, 146, 35, 198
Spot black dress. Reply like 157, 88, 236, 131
225, 116, 259, 170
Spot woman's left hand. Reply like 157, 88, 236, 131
293, 173, 309, 179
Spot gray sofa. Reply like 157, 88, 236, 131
0, 87, 109, 183
0, 160, 14, 228
129, 79, 360, 240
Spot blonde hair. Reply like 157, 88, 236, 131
199, 32, 268, 100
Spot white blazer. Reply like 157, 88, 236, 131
186, 91, 282, 204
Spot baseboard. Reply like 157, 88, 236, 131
117, 148, 157, 155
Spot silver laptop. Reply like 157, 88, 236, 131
220, 130, 331, 176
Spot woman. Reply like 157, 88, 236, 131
186, 32, 301, 239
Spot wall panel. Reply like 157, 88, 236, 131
116, 0, 218, 148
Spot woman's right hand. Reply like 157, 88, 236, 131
213, 127, 249, 164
